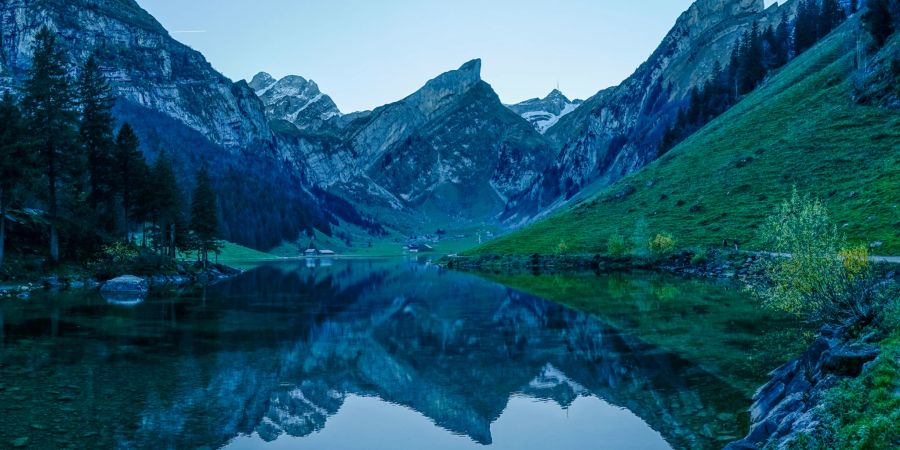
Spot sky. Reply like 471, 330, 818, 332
135, 0, 773, 113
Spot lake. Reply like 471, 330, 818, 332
0, 258, 807, 449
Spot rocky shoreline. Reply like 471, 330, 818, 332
0, 263, 243, 300
725, 324, 880, 450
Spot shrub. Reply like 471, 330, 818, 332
690, 247, 710, 265
649, 233, 677, 257
555, 239, 569, 256
606, 232, 632, 258
754, 189, 889, 324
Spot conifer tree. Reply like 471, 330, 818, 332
818, 0, 846, 38
77, 54, 116, 213
795, 0, 820, 54
21, 27, 77, 263
190, 167, 221, 268
113, 123, 148, 241
0, 93, 32, 268
148, 152, 183, 257
775, 11, 793, 63
863, 0, 897, 47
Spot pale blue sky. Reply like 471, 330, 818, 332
136, 1, 773, 112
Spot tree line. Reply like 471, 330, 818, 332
660, 0, 852, 153
0, 27, 222, 270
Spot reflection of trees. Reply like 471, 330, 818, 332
0, 261, 752, 450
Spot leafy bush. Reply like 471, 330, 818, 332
689, 247, 709, 265
754, 189, 888, 324
606, 232, 632, 258
649, 233, 677, 258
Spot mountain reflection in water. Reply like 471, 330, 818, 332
0, 258, 804, 449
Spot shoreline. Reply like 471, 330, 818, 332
0, 262, 244, 299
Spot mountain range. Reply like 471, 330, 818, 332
0, 0, 864, 251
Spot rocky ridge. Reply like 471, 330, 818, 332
249, 72, 342, 133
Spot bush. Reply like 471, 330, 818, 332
754, 189, 889, 324
690, 248, 710, 265
606, 232, 632, 258
649, 233, 677, 257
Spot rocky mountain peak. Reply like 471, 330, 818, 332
403, 59, 484, 120
250, 72, 341, 132
507, 88, 583, 134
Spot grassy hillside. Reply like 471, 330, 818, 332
473, 23, 900, 256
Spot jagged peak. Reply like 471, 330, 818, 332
249, 72, 276, 91
402, 59, 485, 119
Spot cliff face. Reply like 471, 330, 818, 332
249, 72, 342, 133
0, 0, 273, 150
270, 60, 556, 230
507, 0, 795, 221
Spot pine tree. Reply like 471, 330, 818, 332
190, 167, 221, 268
21, 27, 77, 263
795, 0, 820, 54
818, 0, 846, 38
850, 0, 859, 14
737, 22, 766, 94
775, 11, 793, 63
77, 54, 116, 214
113, 123, 149, 241
0, 93, 32, 268
148, 152, 183, 257
863, 0, 897, 47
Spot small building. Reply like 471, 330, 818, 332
304, 249, 318, 257
319, 250, 336, 256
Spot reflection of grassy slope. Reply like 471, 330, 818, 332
482, 271, 811, 393
472, 21, 900, 256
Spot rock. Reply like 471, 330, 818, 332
44, 276, 61, 288
16, 292, 29, 300
11, 437, 28, 448
822, 345, 879, 377
100, 275, 148, 294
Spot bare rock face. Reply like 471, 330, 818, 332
0, 0, 273, 151
250, 72, 342, 133
270, 60, 556, 231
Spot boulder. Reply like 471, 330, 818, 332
100, 276, 148, 294
822, 345, 879, 377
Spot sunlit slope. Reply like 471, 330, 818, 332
473, 23, 900, 256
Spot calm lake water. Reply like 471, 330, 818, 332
0, 258, 807, 450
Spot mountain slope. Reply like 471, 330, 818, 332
504, 0, 796, 222
471, 18, 900, 256
0, 0, 367, 249
507, 89, 583, 134
0, 0, 273, 150
271, 60, 556, 233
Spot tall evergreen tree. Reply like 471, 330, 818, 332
21, 27, 77, 263
819, 0, 847, 38
113, 123, 149, 241
863, 0, 897, 47
190, 167, 221, 268
795, 0, 820, 54
0, 93, 32, 268
850, 0, 859, 14
775, 11, 793, 63
738, 22, 766, 94
148, 152, 183, 256
76, 54, 116, 213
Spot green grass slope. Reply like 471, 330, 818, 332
474, 23, 900, 256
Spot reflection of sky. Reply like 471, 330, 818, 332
224, 394, 671, 450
